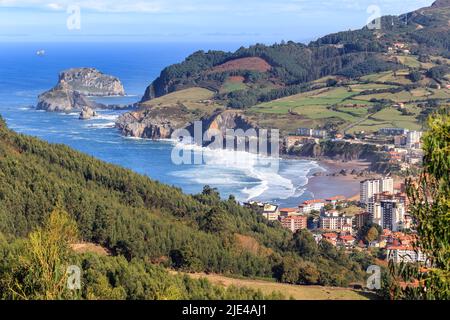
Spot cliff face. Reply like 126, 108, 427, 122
115, 106, 190, 139
115, 108, 258, 143
59, 68, 125, 96
289, 140, 382, 161
37, 68, 125, 112
37, 81, 101, 112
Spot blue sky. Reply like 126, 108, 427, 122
0, 0, 435, 43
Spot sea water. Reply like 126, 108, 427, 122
0, 42, 323, 207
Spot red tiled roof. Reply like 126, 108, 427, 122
280, 208, 298, 213
326, 195, 346, 201
322, 233, 338, 239
304, 199, 325, 205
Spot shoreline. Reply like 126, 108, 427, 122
304, 159, 372, 202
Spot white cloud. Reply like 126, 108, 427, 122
0, 0, 435, 15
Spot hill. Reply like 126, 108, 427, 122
116, 1, 449, 144
0, 117, 377, 298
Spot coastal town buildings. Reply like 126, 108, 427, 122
406, 131, 423, 149
280, 208, 301, 217
378, 128, 408, 136
280, 215, 308, 233
325, 196, 347, 208
299, 199, 325, 214
319, 210, 353, 232
262, 204, 280, 221
354, 211, 370, 230
360, 177, 394, 204
380, 200, 406, 231
297, 128, 327, 139
244, 201, 280, 221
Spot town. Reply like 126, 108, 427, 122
245, 173, 426, 266
285, 125, 424, 172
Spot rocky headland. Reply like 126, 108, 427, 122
116, 107, 259, 147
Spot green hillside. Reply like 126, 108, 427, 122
125, 1, 449, 137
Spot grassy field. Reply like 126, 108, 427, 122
220, 80, 247, 94
174, 272, 375, 300
349, 107, 423, 133
141, 87, 223, 113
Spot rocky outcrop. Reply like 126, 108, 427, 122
288, 140, 382, 162
115, 108, 259, 145
59, 68, 125, 96
431, 0, 450, 8
37, 68, 125, 112
37, 81, 102, 112
79, 106, 97, 120
115, 106, 190, 139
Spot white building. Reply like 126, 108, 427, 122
406, 131, 423, 149
368, 201, 382, 226
360, 177, 394, 204
380, 177, 394, 194
262, 204, 280, 221
319, 211, 353, 232
299, 199, 325, 214
360, 179, 380, 204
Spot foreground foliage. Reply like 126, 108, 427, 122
0, 210, 283, 300
385, 110, 450, 299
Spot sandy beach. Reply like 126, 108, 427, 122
305, 160, 372, 201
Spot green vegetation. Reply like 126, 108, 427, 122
0, 209, 283, 300
140, 87, 223, 114
135, 2, 450, 136
383, 110, 450, 299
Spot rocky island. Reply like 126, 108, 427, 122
37, 68, 125, 112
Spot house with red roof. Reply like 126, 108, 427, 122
299, 199, 325, 214
337, 234, 356, 248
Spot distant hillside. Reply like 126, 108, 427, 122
140, 1, 450, 108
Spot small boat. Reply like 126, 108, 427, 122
36, 50, 46, 56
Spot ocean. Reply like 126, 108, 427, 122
0, 42, 324, 207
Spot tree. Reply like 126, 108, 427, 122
292, 230, 318, 258
278, 256, 300, 284
0, 209, 79, 300
358, 222, 382, 244
389, 110, 450, 299
326, 78, 338, 87
408, 70, 422, 83
365, 227, 379, 243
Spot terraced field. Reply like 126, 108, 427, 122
246, 63, 449, 134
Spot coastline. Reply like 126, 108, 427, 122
304, 159, 371, 202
